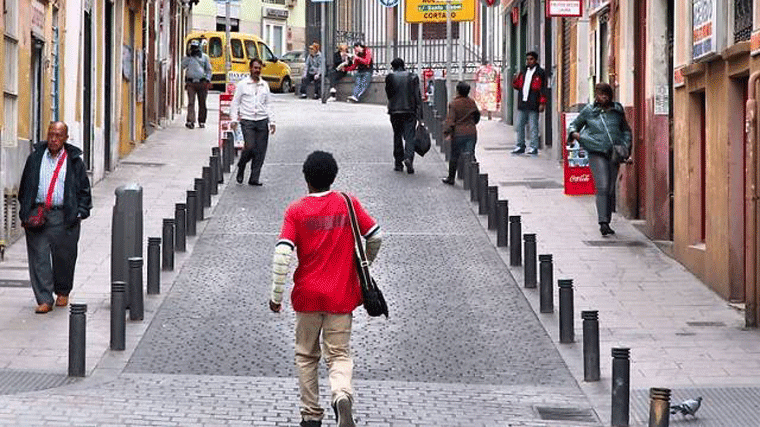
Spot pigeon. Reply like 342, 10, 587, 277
670, 396, 702, 417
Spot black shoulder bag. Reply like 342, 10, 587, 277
341, 192, 388, 318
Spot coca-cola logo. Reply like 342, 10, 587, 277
569, 174, 591, 183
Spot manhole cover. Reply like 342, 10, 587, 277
120, 161, 166, 167
0, 370, 78, 395
536, 406, 598, 423
0, 279, 30, 287
686, 321, 726, 327
583, 240, 648, 247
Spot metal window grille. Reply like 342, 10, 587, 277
3, 190, 22, 245
734, 0, 752, 43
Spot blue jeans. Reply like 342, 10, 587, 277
352, 71, 372, 100
515, 109, 539, 150
588, 152, 620, 223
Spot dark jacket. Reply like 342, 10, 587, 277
443, 95, 480, 137
18, 142, 92, 226
512, 65, 548, 111
385, 70, 423, 119
567, 102, 632, 154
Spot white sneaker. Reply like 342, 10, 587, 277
327, 96, 337, 102
299, 94, 307, 99
347, 96, 358, 103
329, 87, 337, 95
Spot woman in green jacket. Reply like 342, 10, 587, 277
568, 83, 632, 236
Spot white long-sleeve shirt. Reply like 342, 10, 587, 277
522, 66, 536, 102
230, 76, 275, 124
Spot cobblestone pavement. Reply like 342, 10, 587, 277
0, 96, 599, 426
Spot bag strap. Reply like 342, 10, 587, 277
340, 192, 372, 290
45, 150, 68, 209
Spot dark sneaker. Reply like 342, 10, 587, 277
600, 223, 615, 236
248, 181, 263, 186
441, 177, 455, 185
198, 123, 205, 129
236, 169, 244, 184
394, 162, 404, 172
526, 148, 538, 155
403, 158, 414, 174
300, 420, 321, 427
333, 396, 355, 427
511, 147, 525, 155
185, 122, 194, 129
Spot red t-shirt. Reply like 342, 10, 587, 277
279, 191, 378, 313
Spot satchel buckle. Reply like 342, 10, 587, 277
359, 260, 369, 268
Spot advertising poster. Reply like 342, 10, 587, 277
473, 64, 501, 114
563, 112, 595, 195
218, 94, 243, 150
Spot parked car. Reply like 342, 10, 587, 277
185, 31, 292, 93
280, 50, 306, 92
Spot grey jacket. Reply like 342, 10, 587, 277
304, 52, 323, 76
567, 102, 632, 155
182, 53, 212, 81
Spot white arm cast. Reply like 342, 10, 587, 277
271, 243, 293, 304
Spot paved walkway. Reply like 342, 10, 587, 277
0, 94, 757, 426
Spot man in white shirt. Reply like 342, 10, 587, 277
231, 58, 276, 186
511, 51, 547, 156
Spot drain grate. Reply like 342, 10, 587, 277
0, 279, 30, 287
499, 180, 564, 189
583, 240, 648, 247
0, 370, 78, 395
482, 146, 510, 151
120, 161, 166, 167
686, 321, 726, 327
536, 406, 598, 423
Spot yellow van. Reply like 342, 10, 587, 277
185, 31, 292, 92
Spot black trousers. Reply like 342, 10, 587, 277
390, 113, 417, 165
300, 73, 321, 97
447, 135, 477, 180
25, 210, 80, 305
238, 119, 270, 184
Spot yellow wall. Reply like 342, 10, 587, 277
119, 1, 144, 158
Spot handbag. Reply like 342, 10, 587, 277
414, 123, 431, 156
600, 112, 630, 164
24, 151, 67, 229
341, 192, 388, 318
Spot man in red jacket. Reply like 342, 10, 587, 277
270, 151, 383, 427
511, 51, 547, 155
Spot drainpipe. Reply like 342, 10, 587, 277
745, 71, 760, 328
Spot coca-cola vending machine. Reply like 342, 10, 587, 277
562, 112, 595, 195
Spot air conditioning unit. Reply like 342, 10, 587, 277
285, 0, 296, 8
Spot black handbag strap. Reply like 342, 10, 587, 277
340, 192, 372, 289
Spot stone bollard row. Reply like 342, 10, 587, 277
523, 234, 537, 288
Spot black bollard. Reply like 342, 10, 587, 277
477, 174, 489, 215
68, 304, 87, 377
194, 179, 206, 219
559, 279, 575, 343
509, 216, 522, 266
582, 310, 600, 382
147, 237, 161, 295
539, 254, 554, 313
648, 388, 671, 427
186, 190, 197, 236
128, 257, 144, 321
162, 218, 175, 271
611, 347, 631, 427
110, 282, 126, 351
469, 162, 480, 202
461, 153, 472, 188
207, 160, 218, 195
202, 167, 212, 207
211, 147, 223, 183
174, 203, 187, 253
523, 234, 537, 288
487, 186, 498, 230
496, 200, 509, 247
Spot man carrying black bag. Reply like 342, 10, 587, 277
385, 57, 423, 174
270, 151, 383, 427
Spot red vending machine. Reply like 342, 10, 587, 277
562, 112, 595, 195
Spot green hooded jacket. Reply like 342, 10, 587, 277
567, 102, 632, 155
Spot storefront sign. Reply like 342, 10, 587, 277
511, 6, 519, 24
264, 7, 289, 19
673, 66, 685, 88
546, 0, 582, 17
31, 0, 45, 37
692, 0, 719, 61
563, 112, 596, 196
405, 0, 476, 23
654, 85, 669, 116
752, 30, 760, 57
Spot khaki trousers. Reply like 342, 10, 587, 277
295, 312, 353, 421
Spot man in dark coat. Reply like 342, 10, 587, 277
385, 57, 423, 174
511, 51, 547, 155
18, 122, 92, 313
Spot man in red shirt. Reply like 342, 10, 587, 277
270, 151, 382, 427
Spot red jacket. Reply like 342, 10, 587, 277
345, 49, 373, 72
512, 66, 547, 111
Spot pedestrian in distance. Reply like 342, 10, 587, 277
442, 81, 480, 185
511, 51, 547, 155
300, 42, 324, 100
344, 42, 373, 103
231, 57, 276, 186
567, 82, 632, 236
17, 122, 92, 314
327, 43, 351, 102
385, 57, 423, 174
270, 150, 383, 427
182, 39, 213, 129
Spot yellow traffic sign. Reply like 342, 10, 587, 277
405, 0, 476, 23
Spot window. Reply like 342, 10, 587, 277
734, 0, 752, 43
230, 38, 244, 59
3, 0, 18, 36
263, 21, 285, 56
208, 37, 223, 58
259, 43, 275, 62
245, 39, 259, 60
3, 38, 18, 94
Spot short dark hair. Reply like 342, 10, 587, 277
249, 57, 264, 68
526, 51, 539, 60
303, 151, 338, 191
456, 81, 471, 97
595, 82, 614, 99
391, 58, 405, 71
353, 42, 365, 49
